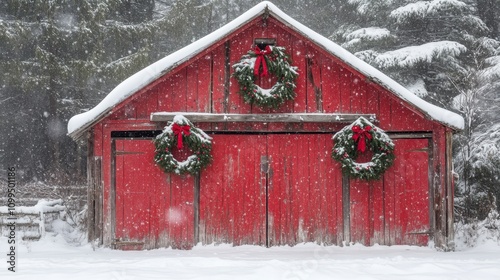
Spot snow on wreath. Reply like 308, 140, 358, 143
332, 117, 395, 180
154, 115, 212, 175
232, 45, 298, 109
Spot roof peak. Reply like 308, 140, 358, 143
68, 1, 463, 139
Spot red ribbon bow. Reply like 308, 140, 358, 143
254, 45, 272, 77
352, 125, 372, 153
172, 123, 191, 149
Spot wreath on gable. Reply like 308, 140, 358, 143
232, 45, 298, 109
331, 117, 395, 180
153, 115, 212, 175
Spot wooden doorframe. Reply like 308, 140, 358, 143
110, 139, 116, 247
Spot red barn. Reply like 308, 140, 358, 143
68, 2, 463, 250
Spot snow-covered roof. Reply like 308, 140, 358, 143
67, 1, 464, 138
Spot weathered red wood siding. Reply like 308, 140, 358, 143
106, 17, 435, 132
86, 14, 452, 249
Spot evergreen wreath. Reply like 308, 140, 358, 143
232, 45, 298, 109
153, 115, 212, 175
331, 117, 395, 180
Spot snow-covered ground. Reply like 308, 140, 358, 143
1, 233, 500, 280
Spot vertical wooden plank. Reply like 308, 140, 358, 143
350, 74, 365, 114
371, 179, 385, 245
158, 78, 174, 112
342, 174, 351, 244
102, 125, 113, 246
267, 135, 284, 246
212, 44, 228, 113
306, 48, 322, 113
339, 67, 352, 113
197, 55, 212, 113
322, 60, 341, 113
95, 157, 103, 245
113, 140, 125, 245
87, 133, 96, 242
365, 83, 379, 116
167, 174, 195, 249
186, 62, 199, 112
155, 159, 171, 248
93, 124, 103, 157
432, 126, 445, 248
445, 129, 454, 249
171, 70, 187, 112
378, 90, 391, 130
291, 36, 307, 113
349, 178, 371, 245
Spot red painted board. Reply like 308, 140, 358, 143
322, 60, 341, 113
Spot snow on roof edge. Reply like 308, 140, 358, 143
68, 1, 464, 138
67, 2, 269, 137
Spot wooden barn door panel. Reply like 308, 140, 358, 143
384, 138, 430, 245
114, 140, 155, 249
267, 134, 343, 246
200, 134, 267, 246
114, 139, 195, 250
201, 134, 343, 247
348, 138, 430, 246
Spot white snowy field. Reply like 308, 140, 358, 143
1, 234, 500, 280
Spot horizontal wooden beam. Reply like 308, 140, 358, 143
150, 112, 377, 123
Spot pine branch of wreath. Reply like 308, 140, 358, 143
232, 45, 298, 109
331, 117, 395, 180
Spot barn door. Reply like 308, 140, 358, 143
267, 134, 343, 246
113, 139, 195, 250
199, 135, 267, 246
348, 138, 431, 246
384, 138, 431, 245
200, 134, 343, 246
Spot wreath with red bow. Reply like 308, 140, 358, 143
331, 117, 395, 180
153, 115, 212, 175
232, 45, 298, 109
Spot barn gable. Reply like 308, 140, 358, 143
71, 1, 464, 251
68, 1, 463, 139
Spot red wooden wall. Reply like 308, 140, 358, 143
87, 14, 453, 249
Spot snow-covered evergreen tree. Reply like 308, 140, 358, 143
0, 0, 159, 182
336, 0, 488, 107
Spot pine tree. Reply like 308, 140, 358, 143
336, 0, 489, 107
0, 0, 159, 183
